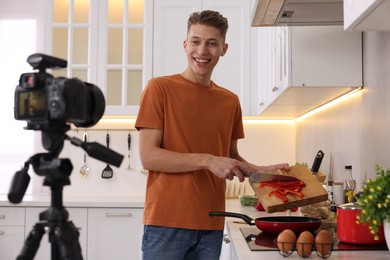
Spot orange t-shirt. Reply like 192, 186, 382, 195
135, 74, 244, 230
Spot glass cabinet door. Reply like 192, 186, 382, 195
51, 0, 152, 115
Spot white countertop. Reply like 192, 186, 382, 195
0, 194, 145, 208
225, 199, 390, 260
1, 195, 389, 259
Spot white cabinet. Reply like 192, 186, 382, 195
344, 0, 390, 31
2, 206, 143, 259
24, 207, 88, 260
0, 207, 25, 260
87, 208, 143, 260
47, 0, 153, 116
254, 25, 363, 119
153, 0, 253, 115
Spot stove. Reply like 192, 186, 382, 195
240, 226, 388, 251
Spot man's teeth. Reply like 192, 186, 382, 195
195, 58, 209, 63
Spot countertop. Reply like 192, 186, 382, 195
225, 199, 390, 259
0, 194, 145, 208
1, 195, 389, 259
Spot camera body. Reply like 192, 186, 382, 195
14, 53, 105, 128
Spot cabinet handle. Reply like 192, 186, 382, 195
272, 86, 279, 92
0, 215, 5, 219
0, 231, 4, 235
105, 213, 133, 217
259, 102, 264, 107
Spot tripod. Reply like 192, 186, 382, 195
9, 124, 123, 260
17, 155, 83, 260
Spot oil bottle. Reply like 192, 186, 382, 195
343, 165, 356, 203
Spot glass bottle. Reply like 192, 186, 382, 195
343, 165, 356, 203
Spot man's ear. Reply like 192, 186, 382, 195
183, 39, 188, 52
221, 43, 228, 57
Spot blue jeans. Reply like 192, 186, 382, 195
142, 225, 223, 260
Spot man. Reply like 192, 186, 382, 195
135, 10, 289, 260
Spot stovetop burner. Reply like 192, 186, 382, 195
240, 226, 388, 251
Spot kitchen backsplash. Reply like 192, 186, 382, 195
295, 31, 390, 193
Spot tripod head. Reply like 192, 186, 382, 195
8, 124, 124, 204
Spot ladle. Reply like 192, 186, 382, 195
79, 132, 90, 177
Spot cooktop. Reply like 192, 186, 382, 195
240, 226, 388, 252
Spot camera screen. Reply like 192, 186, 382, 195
17, 90, 46, 119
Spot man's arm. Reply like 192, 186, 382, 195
138, 128, 258, 180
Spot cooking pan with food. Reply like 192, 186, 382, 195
209, 211, 321, 234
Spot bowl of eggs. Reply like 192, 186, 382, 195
277, 228, 334, 258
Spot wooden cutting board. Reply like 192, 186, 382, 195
250, 165, 328, 213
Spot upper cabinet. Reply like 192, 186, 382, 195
252, 25, 363, 119
153, 0, 254, 115
49, 0, 153, 115
344, 0, 390, 31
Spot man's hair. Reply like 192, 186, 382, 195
187, 10, 229, 41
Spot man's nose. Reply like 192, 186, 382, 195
196, 43, 208, 54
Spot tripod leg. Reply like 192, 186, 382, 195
51, 221, 83, 260
17, 222, 46, 260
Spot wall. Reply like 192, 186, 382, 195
296, 31, 390, 192
27, 121, 296, 197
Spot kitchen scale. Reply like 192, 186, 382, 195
240, 226, 388, 252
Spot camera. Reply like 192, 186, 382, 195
14, 53, 105, 129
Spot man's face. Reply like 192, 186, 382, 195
183, 24, 228, 79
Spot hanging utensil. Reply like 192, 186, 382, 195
101, 132, 114, 179
79, 132, 90, 178
127, 132, 134, 169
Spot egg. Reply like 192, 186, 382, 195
277, 229, 296, 253
315, 229, 333, 257
296, 231, 314, 257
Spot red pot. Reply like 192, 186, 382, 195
337, 203, 385, 244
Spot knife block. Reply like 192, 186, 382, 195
314, 172, 326, 183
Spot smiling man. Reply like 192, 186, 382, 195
135, 10, 289, 260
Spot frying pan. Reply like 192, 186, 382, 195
209, 211, 321, 234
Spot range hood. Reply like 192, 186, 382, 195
252, 0, 344, 27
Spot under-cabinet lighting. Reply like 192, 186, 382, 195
243, 118, 294, 124
295, 86, 363, 122
76, 87, 363, 131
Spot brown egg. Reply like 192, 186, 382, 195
296, 231, 314, 257
315, 229, 333, 257
277, 229, 296, 253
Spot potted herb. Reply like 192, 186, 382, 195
356, 165, 390, 241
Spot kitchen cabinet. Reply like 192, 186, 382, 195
0, 207, 25, 260
344, 0, 390, 31
87, 208, 143, 260
48, 0, 153, 116
24, 207, 88, 260
153, 0, 253, 115
254, 25, 363, 119
1, 205, 143, 260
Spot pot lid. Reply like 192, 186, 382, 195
338, 202, 361, 210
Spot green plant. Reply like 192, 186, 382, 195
295, 162, 309, 168
356, 164, 390, 240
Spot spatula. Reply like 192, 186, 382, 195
101, 133, 114, 179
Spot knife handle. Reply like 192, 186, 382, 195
311, 150, 324, 173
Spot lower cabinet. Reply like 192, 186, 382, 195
1, 206, 144, 260
87, 208, 143, 260
0, 207, 26, 260
24, 207, 88, 260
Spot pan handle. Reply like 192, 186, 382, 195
209, 211, 254, 225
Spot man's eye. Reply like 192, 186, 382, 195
191, 40, 200, 45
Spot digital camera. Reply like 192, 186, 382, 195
14, 53, 105, 129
